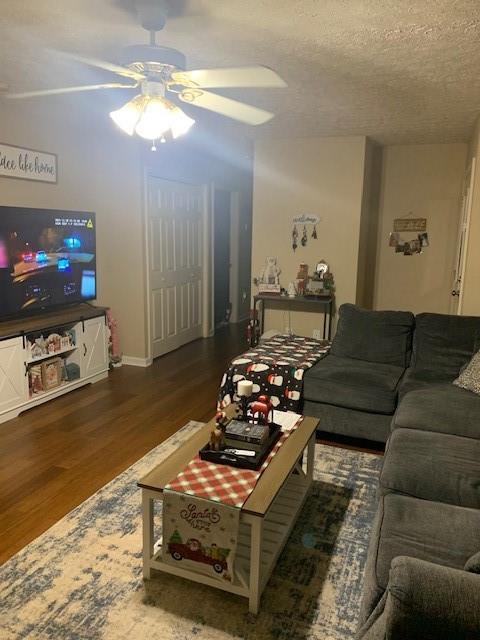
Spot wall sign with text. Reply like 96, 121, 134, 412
0, 143, 57, 183
292, 214, 321, 224
393, 217, 426, 232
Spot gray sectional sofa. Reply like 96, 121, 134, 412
301, 304, 480, 638
303, 304, 480, 444
357, 398, 480, 638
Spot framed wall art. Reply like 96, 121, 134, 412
0, 142, 57, 183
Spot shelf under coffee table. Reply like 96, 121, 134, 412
138, 411, 319, 614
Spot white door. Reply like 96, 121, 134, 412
451, 158, 476, 314
147, 177, 204, 358
82, 316, 108, 378
0, 337, 27, 413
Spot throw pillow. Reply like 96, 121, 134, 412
465, 551, 480, 574
453, 349, 480, 395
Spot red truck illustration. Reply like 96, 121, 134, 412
168, 537, 229, 574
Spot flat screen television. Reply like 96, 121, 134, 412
0, 206, 96, 319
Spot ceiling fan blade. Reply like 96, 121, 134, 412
55, 50, 145, 81
171, 66, 286, 89
178, 89, 274, 125
6, 83, 138, 99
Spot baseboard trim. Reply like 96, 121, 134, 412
122, 355, 153, 367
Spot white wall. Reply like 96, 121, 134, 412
252, 136, 367, 337
374, 143, 467, 314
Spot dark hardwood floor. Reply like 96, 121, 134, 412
0, 324, 383, 565
0, 324, 248, 564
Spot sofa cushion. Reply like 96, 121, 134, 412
453, 349, 480, 395
330, 303, 415, 367
392, 385, 480, 440
465, 551, 480, 574
303, 354, 404, 414
303, 400, 392, 443
398, 367, 454, 397
380, 428, 480, 509
360, 493, 480, 618
413, 312, 480, 376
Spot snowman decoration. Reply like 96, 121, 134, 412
257, 257, 281, 294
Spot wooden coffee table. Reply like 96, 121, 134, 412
138, 409, 318, 614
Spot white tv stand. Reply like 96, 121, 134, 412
0, 304, 109, 425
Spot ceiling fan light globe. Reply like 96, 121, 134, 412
109, 95, 145, 136
134, 97, 173, 140
170, 108, 195, 139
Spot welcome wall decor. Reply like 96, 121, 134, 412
0, 143, 57, 184
292, 214, 321, 251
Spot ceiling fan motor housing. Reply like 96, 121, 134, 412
119, 44, 186, 77
134, 0, 169, 32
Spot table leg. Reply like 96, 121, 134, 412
323, 309, 327, 339
249, 517, 263, 614
261, 301, 265, 337
306, 434, 316, 484
328, 302, 333, 340
142, 490, 154, 579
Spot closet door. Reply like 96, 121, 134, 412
147, 177, 203, 358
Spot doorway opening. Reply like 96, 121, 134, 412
213, 189, 232, 329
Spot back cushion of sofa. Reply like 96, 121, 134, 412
330, 304, 415, 367
414, 313, 480, 376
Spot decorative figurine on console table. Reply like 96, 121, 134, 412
254, 256, 281, 295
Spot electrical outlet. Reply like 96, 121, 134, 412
313, 329, 323, 340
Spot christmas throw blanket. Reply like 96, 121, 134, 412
218, 334, 330, 412
162, 411, 302, 582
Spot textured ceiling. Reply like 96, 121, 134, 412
1, 0, 480, 144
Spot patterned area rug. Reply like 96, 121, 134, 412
0, 422, 382, 640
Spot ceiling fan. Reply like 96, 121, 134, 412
5, 0, 287, 148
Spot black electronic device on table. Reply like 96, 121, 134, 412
199, 420, 282, 470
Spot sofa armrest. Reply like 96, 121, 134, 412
357, 556, 480, 640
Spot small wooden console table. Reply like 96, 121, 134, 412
253, 294, 334, 341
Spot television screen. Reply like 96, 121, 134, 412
0, 206, 96, 319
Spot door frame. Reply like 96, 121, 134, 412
213, 187, 234, 327
451, 158, 476, 315
229, 191, 241, 324
143, 171, 214, 363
